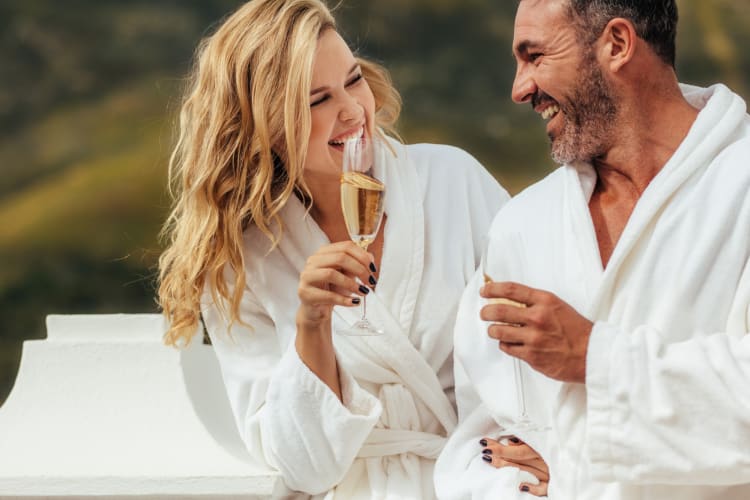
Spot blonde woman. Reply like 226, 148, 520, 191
158, 0, 508, 497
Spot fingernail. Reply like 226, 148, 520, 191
482, 448, 492, 455
352, 297, 361, 305
369, 262, 377, 273
358, 285, 370, 295
521, 485, 530, 492
369, 275, 377, 286
509, 436, 521, 444
479, 438, 487, 446
482, 455, 492, 463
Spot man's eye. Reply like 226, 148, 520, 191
529, 53, 542, 62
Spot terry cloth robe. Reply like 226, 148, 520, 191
435, 83, 750, 500
203, 139, 508, 499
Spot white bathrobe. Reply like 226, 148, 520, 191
203, 140, 508, 498
435, 83, 750, 500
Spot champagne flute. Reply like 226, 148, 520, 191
338, 137, 385, 336
480, 237, 542, 432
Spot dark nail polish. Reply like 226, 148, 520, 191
482, 455, 492, 463
369, 275, 377, 286
482, 448, 492, 455
509, 436, 521, 444
521, 485, 530, 492
369, 262, 377, 273
479, 438, 487, 447
352, 297, 361, 305
358, 285, 370, 295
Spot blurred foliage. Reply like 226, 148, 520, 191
1, 0, 748, 404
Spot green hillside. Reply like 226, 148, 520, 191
1, 0, 749, 404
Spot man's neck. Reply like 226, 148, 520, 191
587, 80, 699, 267
592, 80, 699, 195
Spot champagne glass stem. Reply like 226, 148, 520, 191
514, 358, 530, 422
359, 240, 370, 321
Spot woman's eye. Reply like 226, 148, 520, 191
310, 95, 329, 107
346, 73, 363, 87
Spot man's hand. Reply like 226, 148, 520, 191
480, 282, 593, 383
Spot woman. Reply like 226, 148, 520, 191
158, 0, 510, 497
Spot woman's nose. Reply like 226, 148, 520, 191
339, 93, 363, 123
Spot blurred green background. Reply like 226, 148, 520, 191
1, 0, 748, 405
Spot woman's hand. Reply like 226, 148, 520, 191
296, 240, 376, 331
479, 436, 549, 496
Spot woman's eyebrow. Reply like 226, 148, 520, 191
309, 63, 359, 95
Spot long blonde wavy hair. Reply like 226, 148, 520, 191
158, 0, 402, 346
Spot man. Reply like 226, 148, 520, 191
435, 0, 750, 498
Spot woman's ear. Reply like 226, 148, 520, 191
599, 17, 637, 73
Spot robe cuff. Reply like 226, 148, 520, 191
276, 340, 382, 421
585, 321, 623, 480
337, 362, 382, 417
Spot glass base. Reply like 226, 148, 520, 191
337, 319, 384, 336
503, 418, 551, 436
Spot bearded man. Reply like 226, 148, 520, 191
435, 1, 750, 498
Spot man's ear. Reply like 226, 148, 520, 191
599, 17, 637, 73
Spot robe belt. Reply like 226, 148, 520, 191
357, 428, 446, 459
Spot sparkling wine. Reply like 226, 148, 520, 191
340, 171, 385, 248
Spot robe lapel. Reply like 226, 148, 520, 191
333, 139, 456, 434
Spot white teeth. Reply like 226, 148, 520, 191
541, 105, 560, 121
329, 127, 364, 145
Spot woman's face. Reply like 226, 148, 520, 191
304, 29, 375, 180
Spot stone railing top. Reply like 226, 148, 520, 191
45, 313, 166, 342
0, 314, 283, 498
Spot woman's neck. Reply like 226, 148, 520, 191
305, 173, 350, 243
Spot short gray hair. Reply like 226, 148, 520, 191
564, 0, 678, 67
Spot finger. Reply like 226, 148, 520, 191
492, 442, 539, 462
520, 481, 548, 497
298, 286, 361, 308
314, 241, 376, 273
482, 454, 547, 480
487, 323, 527, 345
498, 341, 528, 359
306, 252, 375, 288
483, 447, 549, 480
302, 267, 367, 297
480, 303, 528, 324
480, 281, 536, 305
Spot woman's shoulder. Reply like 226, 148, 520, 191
400, 142, 498, 193
403, 142, 484, 172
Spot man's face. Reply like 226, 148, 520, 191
511, 0, 618, 164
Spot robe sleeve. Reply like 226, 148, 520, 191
586, 302, 750, 485
203, 289, 382, 495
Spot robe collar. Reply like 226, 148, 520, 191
272, 137, 456, 433
564, 84, 748, 318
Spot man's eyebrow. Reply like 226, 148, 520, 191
310, 63, 360, 95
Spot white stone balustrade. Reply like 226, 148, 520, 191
0, 314, 283, 499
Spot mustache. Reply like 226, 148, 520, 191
531, 91, 556, 109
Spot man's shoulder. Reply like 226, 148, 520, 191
507, 167, 567, 210
489, 166, 568, 232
